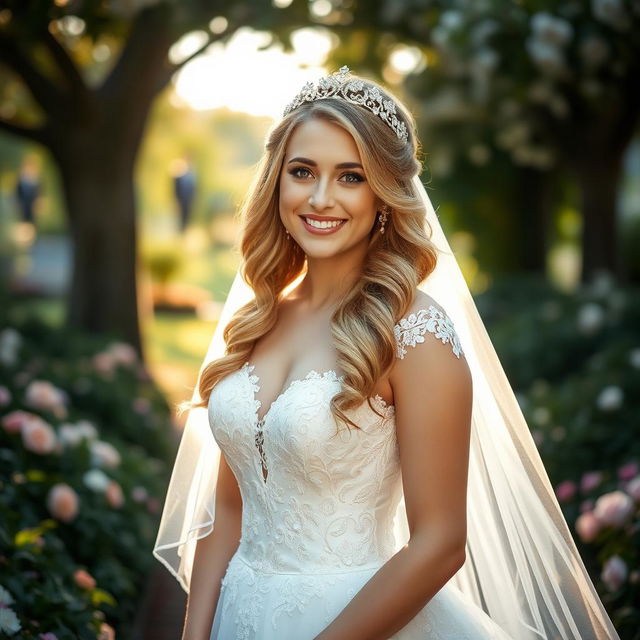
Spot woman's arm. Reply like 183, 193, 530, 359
181, 452, 243, 640
314, 300, 473, 640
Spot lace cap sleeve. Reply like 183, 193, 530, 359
394, 305, 463, 359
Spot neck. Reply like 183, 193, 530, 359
295, 242, 369, 311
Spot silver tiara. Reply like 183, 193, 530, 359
282, 65, 409, 144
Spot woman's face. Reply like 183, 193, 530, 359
279, 118, 381, 260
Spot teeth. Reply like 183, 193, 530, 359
304, 217, 345, 229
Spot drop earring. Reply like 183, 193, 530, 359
378, 205, 390, 234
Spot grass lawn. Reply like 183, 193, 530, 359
142, 310, 217, 430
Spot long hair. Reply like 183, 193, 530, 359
188, 74, 437, 430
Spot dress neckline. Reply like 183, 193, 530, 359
241, 361, 394, 425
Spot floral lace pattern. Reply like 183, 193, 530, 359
207, 305, 507, 640
209, 362, 399, 574
394, 305, 462, 359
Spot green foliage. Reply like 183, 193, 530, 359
478, 274, 640, 638
0, 293, 176, 638
141, 241, 184, 286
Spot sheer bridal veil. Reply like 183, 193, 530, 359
153, 85, 619, 640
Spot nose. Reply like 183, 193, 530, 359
308, 178, 335, 210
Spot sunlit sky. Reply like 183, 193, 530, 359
171, 27, 333, 117
170, 26, 421, 118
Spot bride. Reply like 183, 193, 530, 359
154, 67, 620, 639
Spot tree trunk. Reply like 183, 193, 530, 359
44, 6, 174, 358
515, 167, 552, 273
574, 155, 623, 281
59, 160, 143, 353
50, 87, 156, 354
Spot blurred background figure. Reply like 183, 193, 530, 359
14, 154, 41, 245
171, 155, 197, 233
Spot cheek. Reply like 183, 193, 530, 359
349, 193, 377, 220
279, 177, 306, 211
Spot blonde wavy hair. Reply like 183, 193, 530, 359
188, 73, 437, 430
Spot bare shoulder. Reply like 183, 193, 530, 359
389, 290, 473, 542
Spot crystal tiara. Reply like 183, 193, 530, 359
282, 65, 409, 144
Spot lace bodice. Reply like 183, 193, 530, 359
207, 305, 461, 575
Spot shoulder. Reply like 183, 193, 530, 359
393, 290, 463, 361
390, 289, 472, 429
389, 291, 472, 543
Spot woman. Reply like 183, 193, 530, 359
154, 67, 620, 639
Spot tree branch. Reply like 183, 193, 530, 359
42, 29, 88, 96
0, 31, 62, 111
154, 28, 231, 93
0, 117, 49, 145
100, 4, 173, 101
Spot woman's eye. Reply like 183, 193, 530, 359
341, 172, 365, 183
288, 167, 364, 183
289, 167, 312, 179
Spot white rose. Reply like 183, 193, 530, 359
531, 12, 573, 46
577, 303, 605, 335
58, 423, 84, 447
0, 585, 15, 606
90, 440, 121, 468
0, 328, 22, 367
0, 607, 21, 635
592, 0, 630, 31
83, 468, 111, 492
596, 386, 624, 411
525, 37, 567, 76
594, 491, 634, 527
75, 420, 98, 440
601, 555, 628, 591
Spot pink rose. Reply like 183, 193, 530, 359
580, 471, 603, 493
24, 380, 68, 419
0, 385, 11, 406
132, 397, 151, 415
21, 416, 57, 455
626, 476, 640, 501
594, 490, 635, 527
108, 342, 137, 367
580, 499, 595, 513
618, 462, 639, 481
73, 568, 96, 590
131, 486, 148, 503
555, 480, 577, 502
2, 409, 36, 434
601, 555, 628, 592
46, 483, 79, 523
146, 497, 160, 514
98, 623, 115, 640
92, 352, 116, 377
105, 481, 124, 509
575, 511, 601, 543
39, 634, 59, 640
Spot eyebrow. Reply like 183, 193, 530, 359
287, 156, 363, 170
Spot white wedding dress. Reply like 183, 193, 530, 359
207, 306, 514, 639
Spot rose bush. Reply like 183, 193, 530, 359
0, 310, 175, 639
478, 274, 640, 636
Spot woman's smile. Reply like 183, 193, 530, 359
278, 118, 381, 260
300, 214, 348, 235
